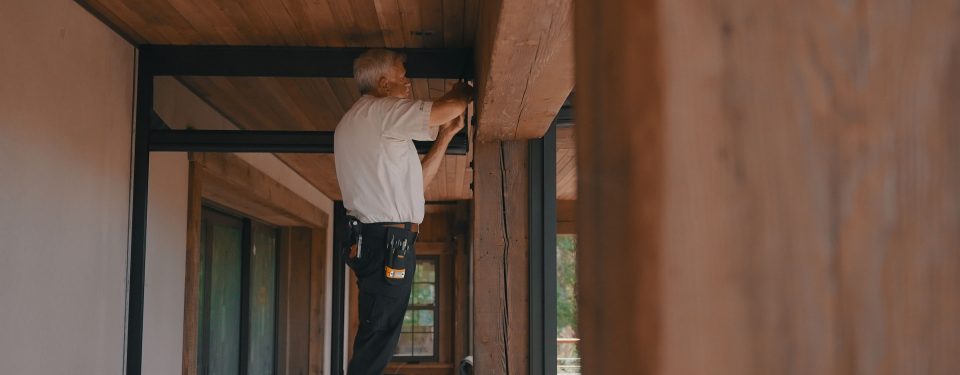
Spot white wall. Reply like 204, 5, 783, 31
143, 153, 189, 375
0, 0, 134, 374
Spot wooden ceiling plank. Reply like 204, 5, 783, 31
276, 154, 342, 200
234, 0, 294, 45
256, 77, 321, 131
92, 0, 172, 43
254, 0, 308, 45
411, 79, 431, 101
323, 0, 369, 46
305, 78, 350, 119
199, 77, 284, 130
442, 0, 466, 48
453, 156, 469, 199
229, 77, 311, 130
182, 76, 281, 131
474, 0, 574, 141
446, 156, 458, 200
164, 0, 237, 44
397, 0, 424, 48
77, 0, 148, 43
463, 0, 479, 47
327, 78, 362, 111
208, 0, 270, 45
372, 0, 407, 47
418, 0, 445, 48
282, 79, 342, 131
428, 79, 448, 100
276, 0, 330, 46
348, 0, 390, 47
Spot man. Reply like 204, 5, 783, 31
334, 49, 473, 374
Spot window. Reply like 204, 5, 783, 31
557, 234, 580, 373
198, 207, 278, 375
393, 256, 440, 361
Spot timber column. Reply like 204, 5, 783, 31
575, 1, 960, 374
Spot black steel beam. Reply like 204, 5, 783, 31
126, 50, 153, 375
140, 45, 474, 79
529, 123, 558, 375
331, 202, 348, 375
148, 129, 469, 155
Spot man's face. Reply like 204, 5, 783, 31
384, 61, 412, 99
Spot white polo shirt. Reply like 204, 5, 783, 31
334, 95, 437, 224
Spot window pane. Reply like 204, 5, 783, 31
207, 222, 242, 375
395, 257, 438, 361
411, 283, 435, 305
414, 260, 435, 282
247, 225, 276, 374
412, 333, 434, 356
557, 234, 580, 374
395, 332, 414, 356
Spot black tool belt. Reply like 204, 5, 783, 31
342, 217, 418, 283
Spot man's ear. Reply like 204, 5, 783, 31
378, 76, 390, 91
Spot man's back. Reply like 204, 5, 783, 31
334, 95, 435, 224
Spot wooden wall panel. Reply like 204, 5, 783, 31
472, 141, 528, 375
181, 154, 203, 375
278, 227, 313, 375
308, 228, 327, 375
575, 1, 960, 375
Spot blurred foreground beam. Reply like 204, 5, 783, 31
575, 0, 960, 374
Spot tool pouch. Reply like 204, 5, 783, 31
383, 226, 411, 285
342, 217, 364, 271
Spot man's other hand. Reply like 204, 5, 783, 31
439, 115, 465, 138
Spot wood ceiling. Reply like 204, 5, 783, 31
556, 126, 577, 201
78, 0, 478, 201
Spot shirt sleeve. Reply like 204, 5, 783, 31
380, 98, 435, 141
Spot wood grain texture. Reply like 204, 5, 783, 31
78, 0, 478, 48
556, 127, 577, 200
278, 227, 313, 375
472, 141, 529, 375
309, 228, 326, 375
197, 152, 329, 228
181, 154, 203, 375
474, 0, 574, 141
575, 0, 960, 374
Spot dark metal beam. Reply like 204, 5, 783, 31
529, 123, 558, 375
127, 49, 152, 375
148, 129, 469, 155
331, 202, 348, 375
140, 45, 474, 79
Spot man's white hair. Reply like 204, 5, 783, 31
353, 49, 406, 94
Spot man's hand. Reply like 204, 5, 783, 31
451, 82, 475, 102
429, 82, 474, 126
438, 115, 465, 139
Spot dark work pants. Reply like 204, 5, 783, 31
346, 229, 417, 375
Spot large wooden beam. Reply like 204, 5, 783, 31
472, 141, 529, 374
575, 1, 960, 374
474, 0, 574, 141
197, 152, 328, 228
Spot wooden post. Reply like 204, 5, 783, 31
181, 153, 203, 375
308, 228, 326, 375
575, 1, 960, 374
472, 140, 529, 374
